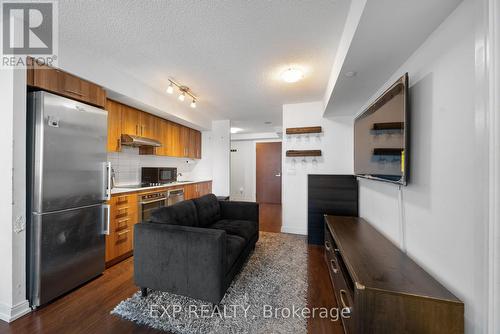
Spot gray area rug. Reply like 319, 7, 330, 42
112, 232, 308, 334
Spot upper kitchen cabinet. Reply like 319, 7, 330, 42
139, 112, 157, 140
120, 104, 141, 136
194, 130, 202, 159
168, 122, 182, 157
106, 99, 122, 152
188, 128, 197, 158
180, 126, 190, 158
27, 57, 106, 108
155, 118, 171, 156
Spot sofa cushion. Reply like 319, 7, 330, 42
193, 194, 221, 227
149, 200, 198, 226
226, 234, 245, 271
209, 219, 258, 242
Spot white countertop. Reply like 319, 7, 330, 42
110, 180, 212, 195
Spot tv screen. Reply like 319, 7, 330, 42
354, 73, 409, 185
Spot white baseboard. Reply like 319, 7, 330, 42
280, 225, 307, 235
0, 300, 31, 323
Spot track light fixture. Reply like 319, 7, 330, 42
167, 79, 197, 108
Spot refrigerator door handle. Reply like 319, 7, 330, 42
102, 204, 110, 235
104, 162, 112, 200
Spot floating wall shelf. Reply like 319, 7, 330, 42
286, 150, 322, 157
286, 126, 322, 135
372, 122, 404, 131
373, 148, 403, 156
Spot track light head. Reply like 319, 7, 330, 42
166, 82, 174, 94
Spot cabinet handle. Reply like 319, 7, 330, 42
117, 196, 128, 203
64, 89, 84, 96
116, 218, 129, 228
330, 259, 339, 274
117, 229, 130, 236
339, 290, 352, 314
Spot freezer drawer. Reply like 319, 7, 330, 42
29, 204, 107, 307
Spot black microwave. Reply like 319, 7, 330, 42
141, 167, 177, 185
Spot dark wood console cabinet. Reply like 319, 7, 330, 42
324, 215, 464, 334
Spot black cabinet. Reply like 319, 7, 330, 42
307, 175, 358, 245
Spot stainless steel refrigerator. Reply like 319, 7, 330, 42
27, 91, 111, 308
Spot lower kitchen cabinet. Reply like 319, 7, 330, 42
105, 181, 213, 266
184, 181, 212, 200
105, 193, 138, 266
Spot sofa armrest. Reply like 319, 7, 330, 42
134, 222, 226, 303
219, 200, 259, 223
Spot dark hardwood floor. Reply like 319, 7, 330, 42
259, 203, 282, 233
0, 244, 342, 334
1, 203, 342, 334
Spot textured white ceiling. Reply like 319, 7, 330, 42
58, 0, 350, 133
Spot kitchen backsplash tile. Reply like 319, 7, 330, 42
108, 146, 198, 186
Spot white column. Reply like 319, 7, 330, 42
0, 65, 30, 322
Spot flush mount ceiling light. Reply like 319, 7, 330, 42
230, 127, 243, 134
281, 67, 304, 83
167, 79, 197, 107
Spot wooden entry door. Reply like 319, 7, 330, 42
256, 142, 282, 204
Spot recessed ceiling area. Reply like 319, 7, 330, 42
324, 0, 462, 117
58, 0, 350, 134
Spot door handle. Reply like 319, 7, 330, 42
275, 172, 281, 177
102, 204, 110, 235
104, 162, 112, 200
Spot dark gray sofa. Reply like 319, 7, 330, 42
134, 194, 259, 303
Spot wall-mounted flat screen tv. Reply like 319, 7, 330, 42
354, 73, 409, 185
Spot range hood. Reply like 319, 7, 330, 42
121, 134, 161, 147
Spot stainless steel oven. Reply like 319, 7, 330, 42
141, 167, 177, 185
139, 191, 168, 221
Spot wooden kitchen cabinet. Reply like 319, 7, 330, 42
120, 104, 141, 136
105, 193, 138, 266
194, 130, 202, 159
139, 111, 157, 139
184, 181, 212, 200
104, 98, 202, 158
168, 122, 182, 157
27, 57, 106, 108
180, 126, 190, 157
155, 118, 168, 156
106, 99, 122, 152
188, 128, 197, 158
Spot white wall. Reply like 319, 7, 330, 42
210, 120, 231, 196
230, 138, 282, 202
0, 67, 30, 322
282, 101, 353, 235
356, 1, 488, 332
